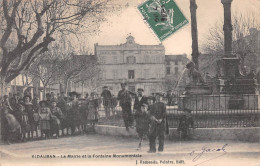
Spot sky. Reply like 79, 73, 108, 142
76, 0, 260, 59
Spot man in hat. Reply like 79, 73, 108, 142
117, 83, 134, 131
134, 88, 148, 113
166, 90, 175, 106
148, 93, 167, 153
101, 86, 112, 118
134, 88, 148, 140
147, 96, 154, 106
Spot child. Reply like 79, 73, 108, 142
177, 108, 195, 140
39, 101, 51, 139
16, 104, 30, 142
50, 99, 63, 138
135, 103, 150, 150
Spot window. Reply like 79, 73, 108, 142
100, 56, 106, 64
128, 86, 135, 93
101, 70, 106, 79
144, 69, 149, 79
151, 56, 155, 63
113, 70, 118, 79
175, 67, 178, 75
175, 61, 178, 65
128, 70, 135, 79
157, 71, 161, 78
113, 56, 118, 64
127, 56, 136, 64
144, 55, 149, 63
156, 56, 160, 63
166, 67, 171, 75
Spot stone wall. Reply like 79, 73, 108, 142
179, 94, 259, 111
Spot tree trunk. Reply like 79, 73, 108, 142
14, 78, 17, 94
64, 78, 69, 96
82, 81, 84, 97
0, 79, 6, 143
43, 85, 47, 100
0, 80, 5, 97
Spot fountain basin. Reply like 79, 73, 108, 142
178, 94, 260, 111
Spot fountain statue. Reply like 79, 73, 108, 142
182, 61, 212, 95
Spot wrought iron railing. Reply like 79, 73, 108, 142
98, 94, 260, 128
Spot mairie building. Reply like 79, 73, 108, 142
95, 35, 166, 95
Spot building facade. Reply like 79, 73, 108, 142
95, 36, 166, 95
165, 54, 188, 77
164, 54, 189, 91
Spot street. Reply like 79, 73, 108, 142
0, 134, 259, 166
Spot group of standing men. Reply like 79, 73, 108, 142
117, 83, 169, 153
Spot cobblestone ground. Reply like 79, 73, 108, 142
0, 134, 259, 166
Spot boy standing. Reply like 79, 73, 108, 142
148, 93, 167, 153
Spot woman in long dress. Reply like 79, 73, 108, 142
39, 101, 51, 139
71, 92, 81, 135
2, 106, 21, 144
79, 99, 88, 133
24, 95, 38, 139
16, 104, 30, 142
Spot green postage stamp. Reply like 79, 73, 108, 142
138, 0, 188, 41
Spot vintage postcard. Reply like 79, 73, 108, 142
0, 0, 260, 166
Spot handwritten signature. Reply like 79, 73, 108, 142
189, 144, 228, 165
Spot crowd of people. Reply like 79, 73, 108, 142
116, 83, 193, 152
1, 83, 194, 152
1, 91, 103, 145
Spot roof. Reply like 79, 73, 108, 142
165, 54, 189, 61
94, 35, 165, 51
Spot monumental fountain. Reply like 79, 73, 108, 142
178, 0, 259, 112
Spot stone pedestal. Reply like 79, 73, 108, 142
178, 94, 259, 111
184, 84, 212, 95
222, 57, 240, 78
218, 57, 258, 94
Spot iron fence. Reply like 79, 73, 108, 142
98, 94, 260, 128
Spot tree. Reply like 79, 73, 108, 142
72, 56, 100, 95
164, 74, 177, 91
201, 12, 260, 70
21, 69, 36, 94
28, 51, 62, 99
60, 54, 98, 95
0, 0, 118, 96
